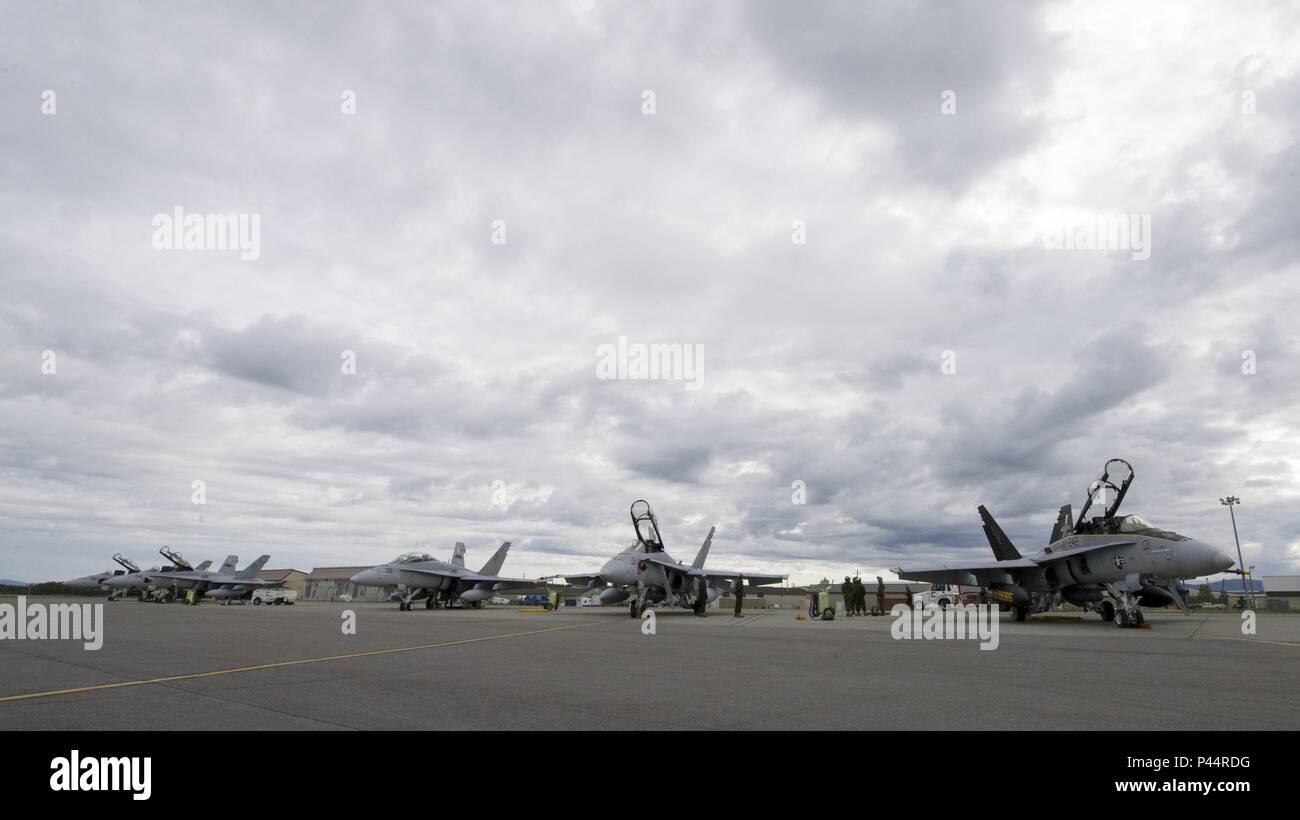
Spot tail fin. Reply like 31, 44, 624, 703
478, 542, 510, 576
218, 555, 238, 574
978, 506, 1021, 561
691, 526, 715, 569
451, 542, 466, 568
236, 555, 270, 579
1049, 504, 1073, 543
194, 560, 212, 571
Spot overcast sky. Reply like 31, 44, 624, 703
1, 1, 1297, 586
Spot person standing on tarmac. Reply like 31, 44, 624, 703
695, 576, 708, 616
851, 576, 867, 617
734, 575, 745, 617
841, 576, 854, 616
875, 576, 886, 615
904, 586, 914, 611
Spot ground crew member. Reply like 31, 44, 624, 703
841, 576, 853, 616
734, 575, 745, 617
904, 586, 914, 610
851, 576, 866, 616
696, 576, 708, 617
876, 576, 886, 615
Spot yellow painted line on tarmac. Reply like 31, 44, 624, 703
0, 621, 598, 704
1191, 634, 1300, 649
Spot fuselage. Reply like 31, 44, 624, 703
597, 544, 718, 606
1017, 531, 1233, 593
350, 559, 462, 592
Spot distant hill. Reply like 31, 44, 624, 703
0, 579, 30, 587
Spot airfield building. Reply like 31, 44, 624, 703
304, 566, 395, 602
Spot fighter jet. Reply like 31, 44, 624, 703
349, 541, 535, 610
102, 552, 227, 600
894, 459, 1237, 627
64, 553, 139, 596
559, 500, 786, 617
75, 552, 213, 600
106, 555, 269, 604
149, 555, 277, 604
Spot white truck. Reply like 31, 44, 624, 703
911, 585, 974, 610
251, 588, 297, 605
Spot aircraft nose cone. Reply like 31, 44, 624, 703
350, 570, 373, 585
1214, 551, 1235, 572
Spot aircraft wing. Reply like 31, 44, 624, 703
894, 541, 1136, 587
696, 569, 786, 587
457, 573, 537, 590
641, 554, 785, 586
894, 558, 1039, 587
555, 572, 605, 588
202, 578, 279, 588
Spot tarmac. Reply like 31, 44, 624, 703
1, 596, 1296, 730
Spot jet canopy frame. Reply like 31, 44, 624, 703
393, 552, 436, 564
112, 553, 139, 572
1074, 458, 1135, 535
159, 545, 194, 570
630, 499, 665, 553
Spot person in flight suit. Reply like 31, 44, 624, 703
851, 576, 867, 616
841, 576, 854, 616
905, 586, 914, 610
734, 575, 745, 617
695, 575, 708, 617
876, 576, 886, 615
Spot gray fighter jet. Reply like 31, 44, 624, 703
349, 541, 535, 610
894, 459, 1237, 627
77, 551, 213, 600
102, 553, 227, 600
157, 555, 275, 604
107, 555, 271, 604
64, 553, 140, 596
559, 500, 786, 617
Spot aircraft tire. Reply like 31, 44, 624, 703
821, 608, 835, 620
1116, 609, 1129, 627
629, 601, 639, 618
1014, 606, 1028, 622
1134, 609, 1144, 626
425, 596, 434, 609
1101, 601, 1115, 622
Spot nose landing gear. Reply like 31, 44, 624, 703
1101, 585, 1145, 628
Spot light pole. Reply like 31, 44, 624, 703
1219, 496, 1253, 610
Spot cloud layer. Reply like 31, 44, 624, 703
1, 1, 1297, 584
